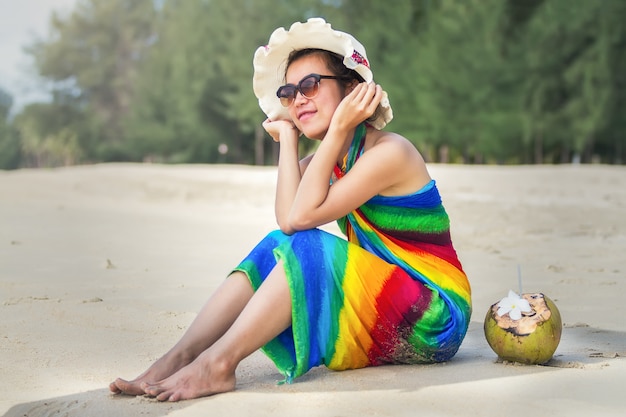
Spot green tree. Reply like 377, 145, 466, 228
20, 0, 626, 165
125, 0, 328, 164
399, 0, 524, 163
504, 0, 626, 163
0, 88, 21, 169
13, 102, 85, 167
27, 0, 157, 161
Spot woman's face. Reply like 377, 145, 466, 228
285, 54, 346, 140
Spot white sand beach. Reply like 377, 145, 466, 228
1, 163, 624, 416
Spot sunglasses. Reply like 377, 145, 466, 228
276, 73, 350, 107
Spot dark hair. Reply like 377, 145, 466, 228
285, 48, 365, 87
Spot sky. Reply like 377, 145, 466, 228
0, 0, 77, 112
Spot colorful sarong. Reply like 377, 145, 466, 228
233, 124, 471, 383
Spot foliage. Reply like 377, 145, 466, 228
3, 0, 624, 168
0, 88, 20, 169
27, 0, 157, 162
13, 103, 85, 167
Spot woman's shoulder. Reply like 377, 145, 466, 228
364, 128, 431, 196
365, 128, 420, 159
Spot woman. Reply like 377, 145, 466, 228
109, 18, 471, 402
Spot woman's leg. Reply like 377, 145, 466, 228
142, 261, 292, 402
109, 271, 255, 395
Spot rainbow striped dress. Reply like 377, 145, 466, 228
233, 124, 471, 383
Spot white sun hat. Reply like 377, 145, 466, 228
253, 17, 393, 130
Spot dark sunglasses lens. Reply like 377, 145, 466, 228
300, 77, 319, 98
277, 86, 296, 106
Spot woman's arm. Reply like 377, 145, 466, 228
288, 132, 430, 231
286, 82, 431, 230
262, 119, 311, 234
287, 83, 382, 226
263, 83, 430, 234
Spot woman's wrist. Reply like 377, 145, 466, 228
324, 124, 354, 153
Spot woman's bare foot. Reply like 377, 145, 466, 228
109, 350, 193, 396
142, 351, 236, 402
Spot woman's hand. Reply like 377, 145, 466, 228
330, 82, 383, 132
262, 118, 300, 143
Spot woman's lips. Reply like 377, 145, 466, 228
297, 110, 316, 121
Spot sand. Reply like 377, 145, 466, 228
1, 162, 624, 417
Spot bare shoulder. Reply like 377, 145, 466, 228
364, 129, 431, 196
365, 129, 424, 164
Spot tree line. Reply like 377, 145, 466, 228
1, 0, 624, 169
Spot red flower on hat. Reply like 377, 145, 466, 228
351, 50, 369, 68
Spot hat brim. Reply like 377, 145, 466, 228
253, 18, 392, 130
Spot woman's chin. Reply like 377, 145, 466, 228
298, 125, 325, 140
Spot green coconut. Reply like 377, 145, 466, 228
484, 293, 562, 365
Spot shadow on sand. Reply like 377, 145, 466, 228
3, 322, 623, 417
